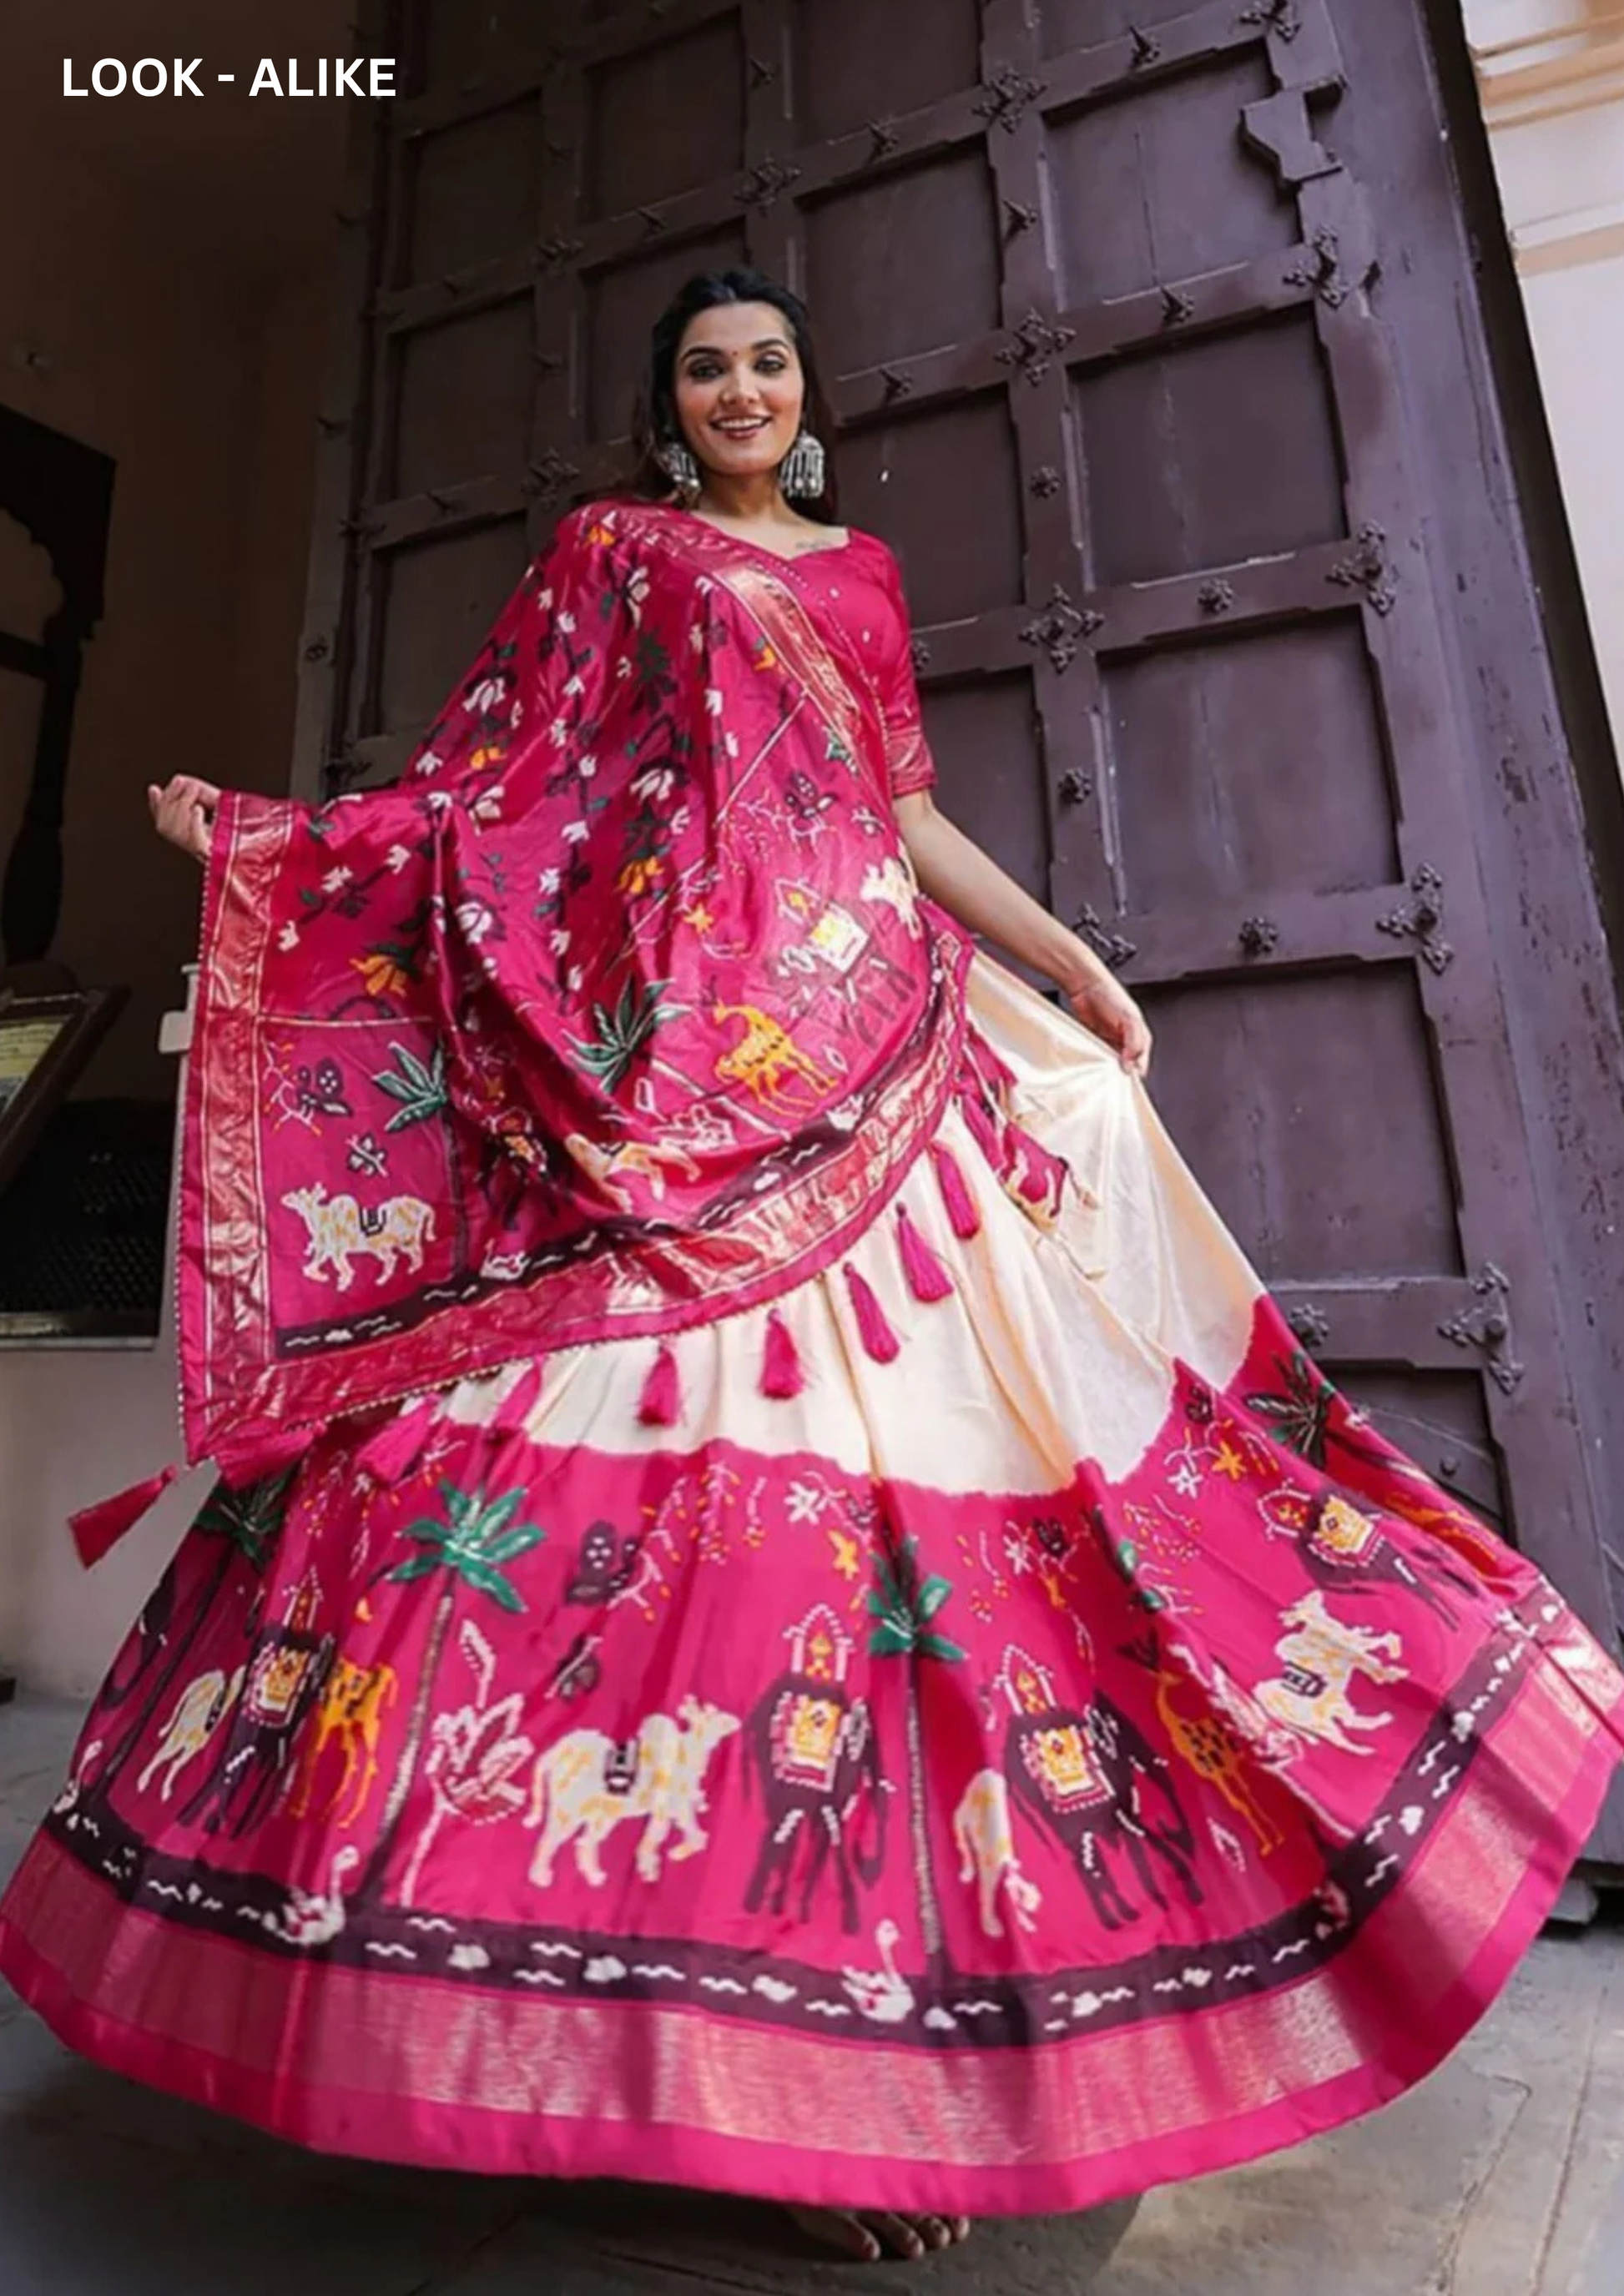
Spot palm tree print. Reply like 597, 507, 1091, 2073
567, 978, 681, 1092
868, 1536, 968, 1664
98, 1468, 295, 1799
372, 1040, 448, 1130
356, 1479, 545, 1904
1244, 1347, 1409, 1485
867, 1532, 964, 1963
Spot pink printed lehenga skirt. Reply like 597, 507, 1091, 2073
3, 956, 1621, 2216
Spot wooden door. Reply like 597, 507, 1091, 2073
298, 0, 1624, 1850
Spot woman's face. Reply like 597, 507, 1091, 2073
671, 300, 806, 484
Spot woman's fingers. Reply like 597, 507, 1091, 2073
149, 775, 218, 860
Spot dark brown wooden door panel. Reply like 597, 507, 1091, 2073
299, 2, 1624, 1827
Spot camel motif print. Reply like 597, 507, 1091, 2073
712, 1001, 839, 1110
952, 1768, 1043, 1941
1253, 1591, 1408, 1755
287, 1658, 399, 1825
281, 1184, 436, 1290
1122, 1634, 1287, 1858
526, 1695, 740, 1889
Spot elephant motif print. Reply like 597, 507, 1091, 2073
526, 1695, 740, 1889
281, 1183, 436, 1289
996, 1643, 1202, 1933
1293, 1489, 1476, 1628
952, 1769, 1043, 1940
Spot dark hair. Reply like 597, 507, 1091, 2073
620, 267, 840, 522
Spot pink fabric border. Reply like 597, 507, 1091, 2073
3, 1658, 1616, 2216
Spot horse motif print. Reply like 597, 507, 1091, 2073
562, 1132, 702, 1211
1254, 1591, 1407, 1756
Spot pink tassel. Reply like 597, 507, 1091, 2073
71, 1463, 181, 1569
762, 1308, 805, 1400
897, 1204, 954, 1302
355, 1399, 434, 1488
931, 1142, 982, 1240
961, 1093, 1002, 1170
845, 1265, 901, 1363
639, 1341, 683, 1427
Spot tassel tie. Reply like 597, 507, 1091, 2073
844, 1265, 901, 1364
70, 1463, 183, 1569
762, 1308, 805, 1400
638, 1342, 683, 1427
931, 1142, 982, 1240
896, 1203, 954, 1302
952, 1050, 1071, 1233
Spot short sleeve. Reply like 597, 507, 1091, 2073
874, 546, 937, 801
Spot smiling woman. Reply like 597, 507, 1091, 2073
3, 257, 1623, 2278
619, 268, 845, 537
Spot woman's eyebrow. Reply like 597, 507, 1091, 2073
681, 335, 792, 359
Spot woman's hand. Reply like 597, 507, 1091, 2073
1067, 970, 1153, 1078
148, 774, 219, 862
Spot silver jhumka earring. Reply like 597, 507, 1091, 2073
779, 429, 827, 500
658, 438, 701, 496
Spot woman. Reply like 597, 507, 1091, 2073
3, 269, 1621, 2266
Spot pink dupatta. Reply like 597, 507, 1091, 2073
179, 503, 971, 1479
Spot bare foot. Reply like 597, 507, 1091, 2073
786, 2204, 972, 2262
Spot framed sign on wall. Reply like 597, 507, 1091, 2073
0, 986, 124, 1200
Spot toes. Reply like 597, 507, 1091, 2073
785, 2204, 881, 2263
865, 2212, 927, 2258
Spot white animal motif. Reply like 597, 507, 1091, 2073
137, 1665, 247, 1800
1253, 1592, 1406, 1757
841, 1918, 915, 2023
277, 1845, 361, 1947
52, 1739, 104, 1818
860, 856, 921, 935
526, 1695, 740, 1889
562, 1132, 702, 1212
281, 1184, 435, 1290
952, 1769, 1043, 1941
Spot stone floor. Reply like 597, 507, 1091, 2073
3, 1694, 1621, 2295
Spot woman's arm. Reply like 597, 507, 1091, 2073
895, 788, 1153, 1076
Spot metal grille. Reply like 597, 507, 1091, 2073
0, 1100, 171, 1322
